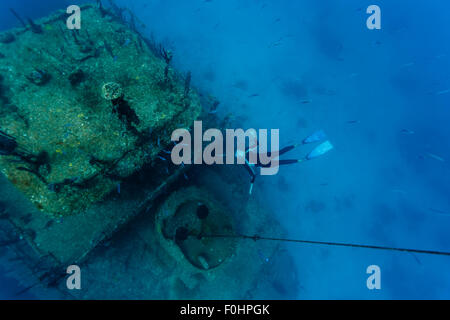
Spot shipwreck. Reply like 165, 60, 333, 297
0, 2, 298, 299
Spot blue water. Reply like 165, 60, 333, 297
1, 0, 449, 299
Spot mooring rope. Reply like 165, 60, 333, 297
201, 233, 450, 257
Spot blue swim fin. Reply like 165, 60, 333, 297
306, 140, 334, 160
302, 130, 327, 144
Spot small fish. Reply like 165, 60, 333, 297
409, 252, 422, 265
183, 173, 189, 180
426, 152, 445, 162
208, 109, 218, 114
157, 137, 160, 146
161, 150, 171, 155
117, 183, 121, 194
300, 99, 312, 104
248, 93, 260, 98
347, 120, 360, 124
157, 156, 167, 161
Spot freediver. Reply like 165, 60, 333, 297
240, 130, 333, 195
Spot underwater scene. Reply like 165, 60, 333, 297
0, 0, 449, 300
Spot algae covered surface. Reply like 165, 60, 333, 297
0, 4, 201, 216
